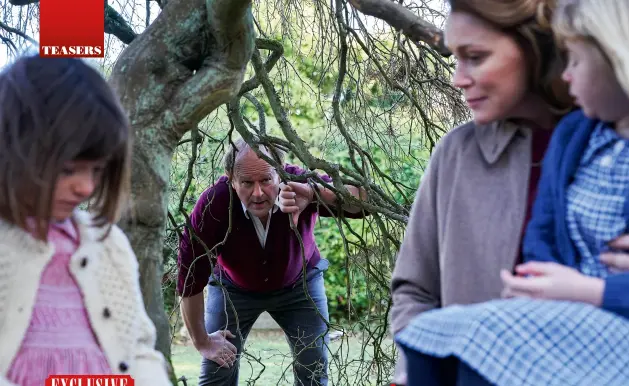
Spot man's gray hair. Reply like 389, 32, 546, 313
223, 138, 287, 175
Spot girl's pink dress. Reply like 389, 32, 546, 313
7, 219, 111, 386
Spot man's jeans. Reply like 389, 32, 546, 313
198, 260, 330, 386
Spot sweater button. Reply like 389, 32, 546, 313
103, 307, 111, 318
80, 257, 88, 267
119, 362, 128, 372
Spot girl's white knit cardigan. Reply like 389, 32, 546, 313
0, 210, 172, 386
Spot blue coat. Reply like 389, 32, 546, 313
522, 109, 629, 319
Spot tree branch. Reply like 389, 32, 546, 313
238, 38, 283, 96
8, 0, 37, 4
0, 21, 37, 45
242, 93, 266, 135
348, 0, 450, 57
249, 49, 408, 222
209, 0, 256, 70
111, 0, 255, 136
107, 0, 255, 371
105, 3, 137, 44
166, 0, 255, 133
9, 0, 137, 45
0, 36, 18, 54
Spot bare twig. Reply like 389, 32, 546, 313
0, 20, 37, 45
348, 0, 450, 56
105, 3, 138, 44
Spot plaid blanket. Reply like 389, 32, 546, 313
396, 298, 629, 386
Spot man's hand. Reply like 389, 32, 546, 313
278, 181, 314, 225
195, 330, 238, 368
500, 261, 604, 306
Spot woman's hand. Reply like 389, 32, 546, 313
500, 261, 604, 306
600, 235, 629, 272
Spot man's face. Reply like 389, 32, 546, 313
230, 150, 280, 219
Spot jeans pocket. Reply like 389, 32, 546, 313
305, 258, 329, 282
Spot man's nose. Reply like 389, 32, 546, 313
252, 182, 263, 196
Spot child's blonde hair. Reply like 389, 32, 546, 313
553, 0, 629, 95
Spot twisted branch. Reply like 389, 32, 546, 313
0, 20, 37, 45
348, 0, 450, 57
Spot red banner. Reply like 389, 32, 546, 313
39, 0, 104, 57
45, 375, 134, 386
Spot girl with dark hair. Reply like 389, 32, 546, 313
0, 56, 171, 386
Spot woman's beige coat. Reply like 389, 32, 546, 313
391, 120, 536, 381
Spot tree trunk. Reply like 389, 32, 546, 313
108, 0, 255, 378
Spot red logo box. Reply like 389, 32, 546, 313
39, 0, 104, 58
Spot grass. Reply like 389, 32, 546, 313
172, 330, 396, 386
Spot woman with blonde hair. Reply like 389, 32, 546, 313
390, 0, 573, 382
395, 0, 629, 384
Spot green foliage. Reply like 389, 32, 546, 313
162, 137, 427, 323
161, 6, 440, 325
301, 141, 427, 322
315, 218, 369, 321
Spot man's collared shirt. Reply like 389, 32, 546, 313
176, 164, 367, 295
241, 201, 279, 248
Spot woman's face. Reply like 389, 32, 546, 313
445, 11, 530, 125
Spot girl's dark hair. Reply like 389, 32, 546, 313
0, 56, 131, 240
447, 0, 573, 115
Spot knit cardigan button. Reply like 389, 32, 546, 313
119, 362, 128, 372
80, 257, 88, 267
103, 307, 111, 318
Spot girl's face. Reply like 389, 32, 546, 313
51, 159, 106, 221
562, 39, 629, 129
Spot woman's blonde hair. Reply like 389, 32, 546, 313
447, 0, 573, 114
553, 0, 629, 95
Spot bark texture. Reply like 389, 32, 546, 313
107, 0, 255, 367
